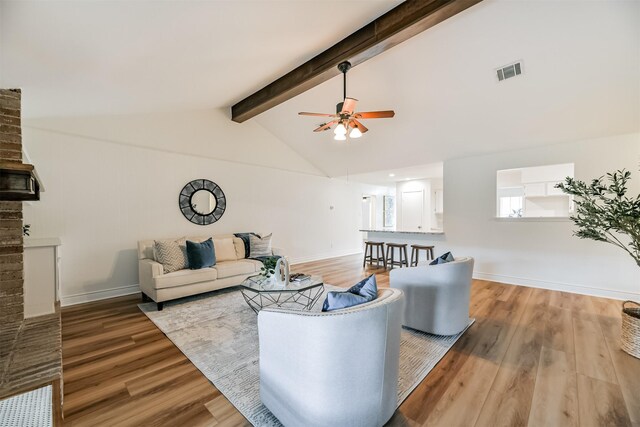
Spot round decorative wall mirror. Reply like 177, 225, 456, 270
179, 179, 226, 225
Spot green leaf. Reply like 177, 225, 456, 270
556, 168, 640, 266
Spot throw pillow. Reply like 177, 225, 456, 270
429, 251, 455, 265
234, 233, 259, 258
249, 233, 273, 258
322, 274, 378, 312
154, 238, 189, 273
186, 238, 216, 269
213, 238, 237, 262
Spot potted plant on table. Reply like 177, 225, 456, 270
259, 257, 278, 279
556, 169, 640, 359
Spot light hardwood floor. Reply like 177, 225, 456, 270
61, 254, 639, 426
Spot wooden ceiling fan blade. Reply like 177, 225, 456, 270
313, 121, 338, 132
354, 110, 395, 119
351, 119, 368, 133
299, 112, 336, 117
341, 97, 358, 115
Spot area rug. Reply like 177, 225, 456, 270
0, 385, 52, 427
140, 286, 474, 426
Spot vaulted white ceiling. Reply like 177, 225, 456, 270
1, 0, 639, 178
255, 0, 640, 176
0, 0, 401, 117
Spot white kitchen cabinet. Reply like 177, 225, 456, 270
24, 238, 61, 318
524, 182, 546, 197
546, 182, 565, 196
434, 190, 444, 214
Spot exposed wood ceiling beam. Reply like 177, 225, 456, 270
231, 0, 483, 122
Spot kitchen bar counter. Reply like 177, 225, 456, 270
359, 229, 444, 235
360, 229, 446, 254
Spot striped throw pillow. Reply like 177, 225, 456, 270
249, 233, 273, 258
154, 238, 189, 273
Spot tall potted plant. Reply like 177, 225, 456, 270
556, 169, 640, 358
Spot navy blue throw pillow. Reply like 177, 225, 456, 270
186, 238, 216, 269
322, 274, 378, 312
429, 251, 455, 265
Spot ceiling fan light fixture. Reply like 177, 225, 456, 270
334, 122, 347, 135
299, 61, 394, 139
349, 127, 362, 138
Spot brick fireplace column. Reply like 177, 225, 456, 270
0, 89, 24, 324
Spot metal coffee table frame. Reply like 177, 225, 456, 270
240, 275, 324, 314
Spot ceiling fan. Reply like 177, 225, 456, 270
298, 61, 395, 141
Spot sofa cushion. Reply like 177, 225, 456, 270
322, 274, 378, 312
186, 238, 216, 269
242, 259, 265, 271
154, 238, 189, 273
233, 237, 246, 259
214, 238, 237, 262
154, 267, 217, 289
214, 260, 259, 279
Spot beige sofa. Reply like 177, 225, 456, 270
138, 234, 284, 310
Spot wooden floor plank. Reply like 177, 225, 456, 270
206, 394, 252, 427
573, 311, 618, 383
576, 374, 632, 427
528, 346, 579, 427
475, 288, 548, 427
597, 298, 640, 425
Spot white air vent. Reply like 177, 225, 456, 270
496, 61, 523, 82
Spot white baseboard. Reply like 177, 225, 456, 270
474, 272, 639, 301
61, 284, 141, 307
289, 249, 363, 265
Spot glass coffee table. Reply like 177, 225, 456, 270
239, 275, 324, 314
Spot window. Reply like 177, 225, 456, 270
496, 163, 574, 218
383, 195, 395, 227
499, 196, 523, 218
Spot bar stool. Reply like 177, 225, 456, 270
410, 244, 435, 266
363, 241, 386, 269
386, 243, 409, 269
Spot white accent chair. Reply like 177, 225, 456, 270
390, 257, 474, 336
258, 288, 404, 427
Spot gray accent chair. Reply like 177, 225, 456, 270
390, 257, 474, 336
257, 288, 404, 427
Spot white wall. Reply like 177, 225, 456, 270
22, 110, 388, 305
440, 132, 640, 300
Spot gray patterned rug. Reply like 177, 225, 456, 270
140, 286, 473, 426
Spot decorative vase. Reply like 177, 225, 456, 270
274, 258, 290, 287
621, 301, 640, 359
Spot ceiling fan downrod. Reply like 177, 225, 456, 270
336, 61, 352, 114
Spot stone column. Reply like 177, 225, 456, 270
0, 89, 24, 324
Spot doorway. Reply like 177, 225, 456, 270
361, 195, 376, 230
401, 190, 423, 231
